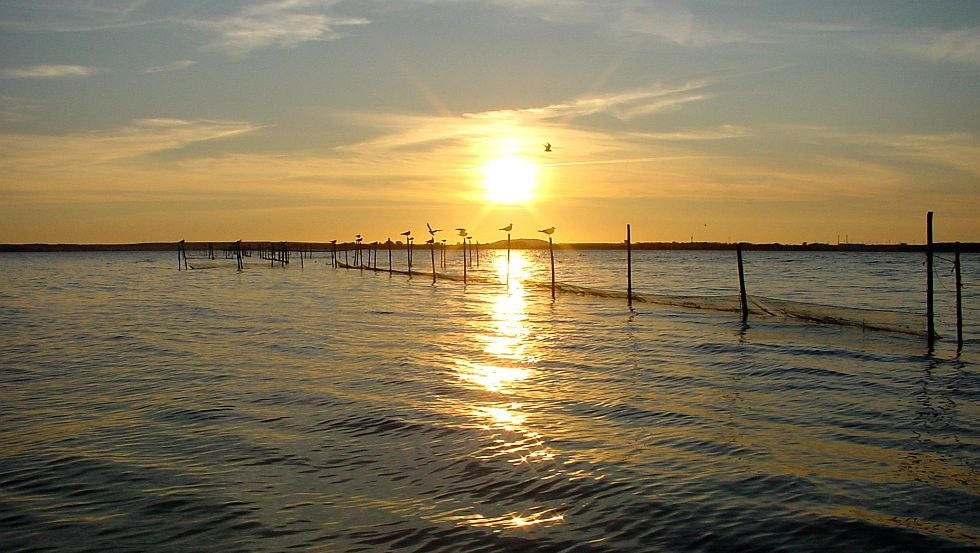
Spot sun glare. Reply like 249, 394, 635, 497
482, 156, 538, 205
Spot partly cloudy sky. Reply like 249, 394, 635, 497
1, 0, 977, 243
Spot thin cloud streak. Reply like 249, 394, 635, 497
144, 60, 196, 74
0, 64, 101, 79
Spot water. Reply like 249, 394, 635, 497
1, 249, 977, 552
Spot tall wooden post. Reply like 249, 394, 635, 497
626, 225, 632, 307
927, 211, 935, 349
430, 241, 437, 284
549, 236, 556, 300
475, 241, 480, 267
462, 241, 467, 285
955, 242, 963, 352
737, 243, 749, 323
506, 233, 511, 285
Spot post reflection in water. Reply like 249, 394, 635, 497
452, 250, 565, 530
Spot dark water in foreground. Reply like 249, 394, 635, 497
1, 250, 977, 552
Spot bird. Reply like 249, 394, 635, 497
400, 230, 411, 237
356, 234, 362, 241
543, 142, 552, 152
425, 238, 434, 245
329, 240, 337, 244
500, 223, 513, 232
426, 223, 441, 235
539, 227, 556, 235
456, 228, 467, 237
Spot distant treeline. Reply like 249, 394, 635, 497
3, 240, 978, 253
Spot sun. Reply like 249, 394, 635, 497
482, 156, 538, 205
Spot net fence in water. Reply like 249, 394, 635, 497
544, 283, 928, 336
185, 256, 932, 337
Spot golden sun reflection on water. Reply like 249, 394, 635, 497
451, 250, 565, 530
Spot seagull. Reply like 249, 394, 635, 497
330, 240, 337, 244
543, 142, 552, 152
539, 227, 556, 235
425, 238, 434, 245
400, 230, 411, 237
456, 228, 467, 237
426, 223, 442, 236
500, 223, 513, 232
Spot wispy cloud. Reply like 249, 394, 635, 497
890, 27, 980, 67
0, 64, 101, 79
0, 118, 262, 168
186, 0, 370, 54
144, 59, 196, 74
489, 0, 759, 46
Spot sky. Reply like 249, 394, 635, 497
1, 0, 978, 245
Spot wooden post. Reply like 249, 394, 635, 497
408, 238, 413, 277
737, 243, 748, 323
506, 233, 511, 285
462, 240, 467, 285
475, 241, 480, 267
955, 242, 963, 352
177, 240, 184, 270
927, 211, 935, 349
430, 240, 437, 284
626, 225, 632, 306
549, 236, 556, 300
387, 240, 393, 275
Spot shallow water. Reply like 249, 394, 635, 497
1, 250, 977, 552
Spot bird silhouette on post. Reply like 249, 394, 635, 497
543, 142, 552, 152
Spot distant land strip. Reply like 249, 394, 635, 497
2, 240, 978, 253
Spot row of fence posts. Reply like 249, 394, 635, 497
181, 209, 964, 351
625, 212, 964, 351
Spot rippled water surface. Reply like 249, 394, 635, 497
1, 250, 978, 552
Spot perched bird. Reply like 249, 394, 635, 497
500, 223, 513, 232
425, 238, 435, 245
427, 223, 441, 235
539, 227, 556, 235
544, 142, 552, 152
400, 230, 411, 237
330, 240, 337, 244
456, 228, 467, 237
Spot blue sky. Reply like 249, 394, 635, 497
1, 1, 978, 243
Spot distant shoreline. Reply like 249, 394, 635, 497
2, 240, 977, 253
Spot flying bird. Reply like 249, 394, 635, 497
426, 223, 441, 235
500, 223, 513, 232
543, 142, 552, 152
539, 227, 556, 235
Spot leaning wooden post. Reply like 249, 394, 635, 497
955, 242, 963, 352
549, 236, 556, 300
737, 243, 749, 323
926, 211, 935, 349
626, 225, 632, 306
